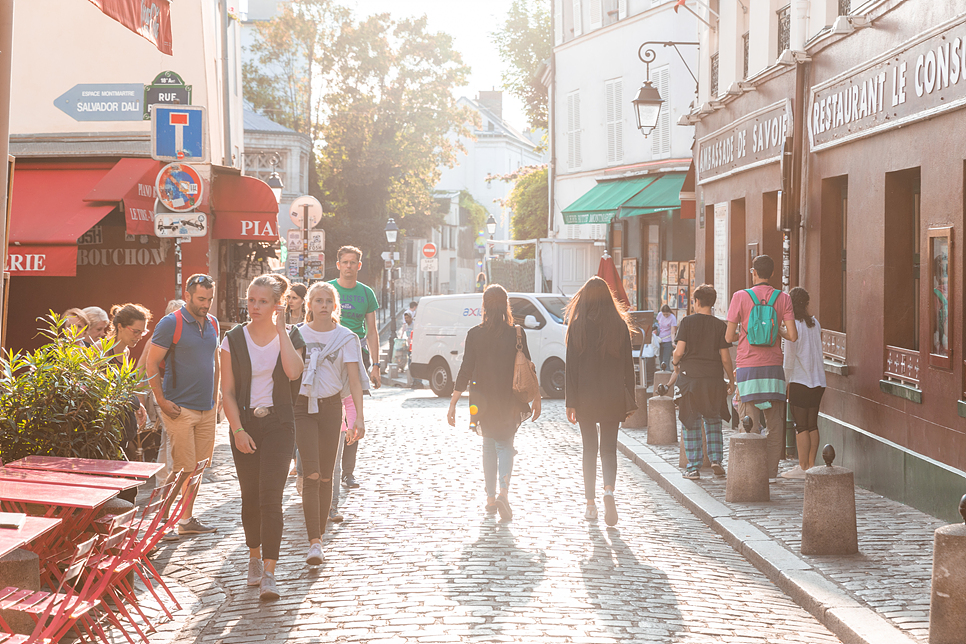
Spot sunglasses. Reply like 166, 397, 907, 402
187, 275, 214, 289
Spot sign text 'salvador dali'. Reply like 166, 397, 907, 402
697, 99, 792, 184
809, 16, 966, 150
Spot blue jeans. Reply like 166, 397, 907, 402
659, 341, 674, 371
482, 436, 515, 498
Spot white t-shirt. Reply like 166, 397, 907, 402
298, 325, 362, 399
783, 318, 828, 389
221, 327, 279, 408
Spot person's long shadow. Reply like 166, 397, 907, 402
580, 524, 684, 642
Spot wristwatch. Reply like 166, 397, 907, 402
373, 362, 381, 368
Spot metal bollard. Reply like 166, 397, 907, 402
801, 445, 858, 555
725, 416, 769, 502
646, 384, 677, 445
928, 495, 966, 644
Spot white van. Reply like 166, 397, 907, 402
409, 293, 570, 399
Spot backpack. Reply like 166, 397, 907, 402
160, 309, 220, 388
743, 288, 781, 347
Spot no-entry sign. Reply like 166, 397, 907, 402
422, 242, 437, 258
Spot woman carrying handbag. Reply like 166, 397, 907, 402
446, 285, 542, 522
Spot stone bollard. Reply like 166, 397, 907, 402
679, 426, 712, 469
0, 549, 40, 634
623, 385, 650, 429
928, 495, 966, 644
726, 416, 769, 502
646, 385, 677, 445
653, 363, 672, 393
801, 445, 858, 555
96, 497, 135, 520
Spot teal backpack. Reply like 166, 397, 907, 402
743, 288, 781, 346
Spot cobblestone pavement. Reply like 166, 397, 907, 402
145, 389, 843, 643
624, 421, 945, 644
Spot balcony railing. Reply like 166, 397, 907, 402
742, 32, 749, 80
838, 0, 851, 15
710, 52, 719, 97
777, 5, 791, 55
821, 330, 847, 363
884, 345, 920, 387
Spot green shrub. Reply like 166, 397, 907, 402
0, 314, 145, 462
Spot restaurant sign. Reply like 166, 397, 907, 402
696, 99, 792, 185
809, 14, 966, 151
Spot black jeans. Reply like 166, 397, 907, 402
578, 421, 620, 500
230, 411, 294, 560
294, 395, 343, 540
341, 350, 370, 478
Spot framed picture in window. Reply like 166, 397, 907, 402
927, 227, 953, 369
661, 262, 669, 285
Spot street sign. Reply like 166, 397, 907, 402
143, 71, 192, 120
381, 251, 400, 261
287, 229, 303, 252
154, 212, 207, 237
305, 252, 325, 280
151, 105, 207, 162
53, 83, 144, 121
420, 257, 439, 272
289, 195, 323, 228
155, 163, 204, 212
287, 256, 300, 279
307, 230, 325, 252
422, 242, 437, 258
384, 260, 393, 270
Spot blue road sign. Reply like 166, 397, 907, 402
151, 105, 207, 162
53, 84, 144, 121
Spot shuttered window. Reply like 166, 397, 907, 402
589, 0, 602, 29
568, 224, 581, 239
572, 0, 583, 36
554, 0, 564, 45
567, 90, 582, 169
618, 0, 627, 19
591, 224, 606, 239
651, 66, 671, 157
605, 78, 623, 165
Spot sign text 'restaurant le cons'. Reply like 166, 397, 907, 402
809, 15, 966, 150
696, 99, 792, 185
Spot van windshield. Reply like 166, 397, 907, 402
537, 296, 570, 324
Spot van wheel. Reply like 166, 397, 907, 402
541, 359, 566, 399
428, 359, 453, 397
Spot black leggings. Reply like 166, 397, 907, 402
230, 412, 294, 561
294, 395, 343, 540
578, 421, 619, 500
791, 405, 820, 434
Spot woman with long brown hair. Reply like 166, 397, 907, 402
564, 276, 637, 526
446, 285, 541, 521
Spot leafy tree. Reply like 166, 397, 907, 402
458, 191, 488, 259
488, 165, 548, 259
492, 0, 551, 130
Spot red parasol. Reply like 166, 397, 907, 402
596, 254, 631, 309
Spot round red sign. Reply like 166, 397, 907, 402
155, 162, 204, 213
422, 242, 437, 258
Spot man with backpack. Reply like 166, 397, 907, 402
145, 274, 221, 538
725, 255, 798, 481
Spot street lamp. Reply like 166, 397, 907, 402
266, 152, 284, 204
632, 48, 665, 137
385, 218, 400, 366
485, 214, 497, 238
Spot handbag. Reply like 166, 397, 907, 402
512, 326, 540, 404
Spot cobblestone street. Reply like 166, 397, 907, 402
145, 389, 843, 644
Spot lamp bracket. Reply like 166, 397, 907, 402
637, 41, 700, 86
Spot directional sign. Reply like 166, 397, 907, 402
155, 212, 207, 237
151, 105, 207, 162
289, 195, 323, 228
422, 242, 437, 259
143, 71, 192, 120
420, 257, 439, 272
156, 163, 204, 212
53, 83, 144, 121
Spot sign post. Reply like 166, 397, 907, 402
289, 195, 324, 282
151, 105, 207, 162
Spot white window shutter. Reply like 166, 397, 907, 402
606, 79, 623, 165
618, 0, 627, 19
572, 0, 583, 36
554, 0, 564, 45
590, 0, 602, 29
651, 67, 671, 156
573, 92, 582, 167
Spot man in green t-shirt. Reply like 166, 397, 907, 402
329, 245, 380, 489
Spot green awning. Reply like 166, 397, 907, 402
561, 176, 657, 225
618, 173, 687, 218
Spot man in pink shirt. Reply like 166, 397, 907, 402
724, 255, 798, 480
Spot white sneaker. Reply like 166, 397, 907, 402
306, 542, 324, 566
780, 465, 807, 479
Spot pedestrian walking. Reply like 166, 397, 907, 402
221, 274, 305, 601
144, 275, 221, 538
563, 277, 636, 526
724, 255, 798, 481
408, 300, 418, 320
781, 287, 826, 479
285, 283, 307, 325
294, 282, 366, 566
82, 306, 110, 342
330, 245, 380, 490
446, 284, 542, 522
656, 305, 677, 370
61, 308, 91, 345
670, 285, 735, 480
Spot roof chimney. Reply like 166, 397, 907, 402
478, 90, 503, 122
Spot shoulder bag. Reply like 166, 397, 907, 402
512, 326, 540, 404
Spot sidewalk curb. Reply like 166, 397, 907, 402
616, 431, 920, 644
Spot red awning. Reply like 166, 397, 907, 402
679, 159, 696, 220
211, 174, 280, 241
84, 158, 162, 236
6, 162, 117, 276
88, 0, 173, 55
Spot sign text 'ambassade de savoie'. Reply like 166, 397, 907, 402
809, 14, 966, 151
696, 99, 792, 184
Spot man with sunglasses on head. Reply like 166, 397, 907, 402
145, 274, 221, 538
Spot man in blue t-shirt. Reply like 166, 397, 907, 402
145, 274, 220, 538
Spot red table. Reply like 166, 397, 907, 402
0, 517, 62, 559
7, 457, 162, 480
0, 467, 139, 492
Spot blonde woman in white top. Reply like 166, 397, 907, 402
782, 287, 827, 479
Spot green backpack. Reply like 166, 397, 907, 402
743, 288, 781, 346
